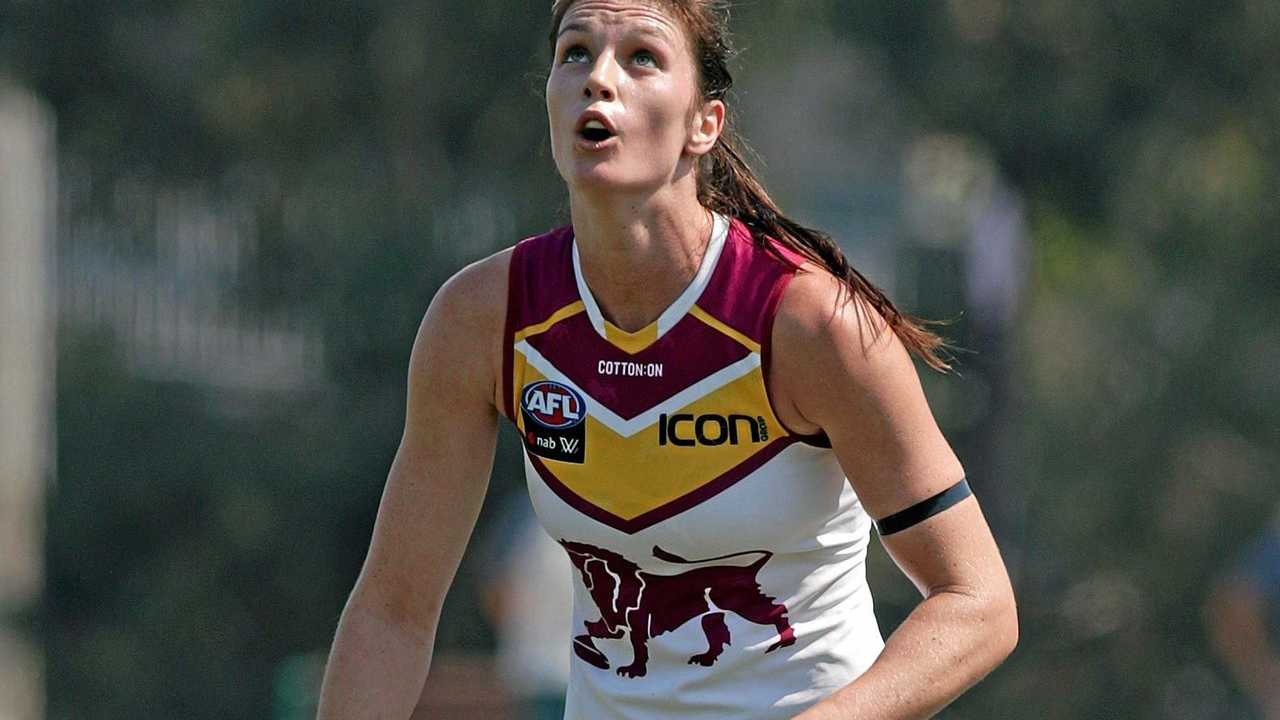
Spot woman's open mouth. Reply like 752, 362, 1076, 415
575, 116, 618, 150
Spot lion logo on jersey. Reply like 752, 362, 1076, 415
559, 540, 796, 678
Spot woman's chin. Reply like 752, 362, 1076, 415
566, 166, 643, 193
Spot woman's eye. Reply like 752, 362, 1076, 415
634, 50, 657, 67
563, 46, 590, 64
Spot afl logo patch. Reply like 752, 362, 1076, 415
522, 381, 586, 429
521, 381, 587, 464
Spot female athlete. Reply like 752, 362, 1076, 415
317, 1, 1017, 718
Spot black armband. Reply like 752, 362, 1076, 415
873, 478, 973, 536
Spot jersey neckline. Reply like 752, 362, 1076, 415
571, 212, 729, 355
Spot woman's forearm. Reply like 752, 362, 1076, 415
793, 588, 1017, 720
316, 599, 438, 720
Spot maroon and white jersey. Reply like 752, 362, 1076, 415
501, 213, 884, 719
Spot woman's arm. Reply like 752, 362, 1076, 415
316, 249, 511, 720
770, 269, 1018, 720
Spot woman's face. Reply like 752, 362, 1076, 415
547, 1, 719, 194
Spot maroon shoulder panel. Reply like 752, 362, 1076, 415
696, 218, 806, 344
503, 225, 575, 421
511, 225, 578, 329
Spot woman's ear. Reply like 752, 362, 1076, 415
686, 99, 726, 156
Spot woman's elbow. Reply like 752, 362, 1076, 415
986, 586, 1019, 666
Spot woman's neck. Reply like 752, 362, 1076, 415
568, 185, 714, 333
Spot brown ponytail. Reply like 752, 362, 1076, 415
550, 0, 956, 373
701, 129, 956, 373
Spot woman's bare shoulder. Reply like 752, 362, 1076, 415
409, 247, 515, 410
769, 264, 901, 419
771, 263, 964, 514
431, 247, 514, 325
773, 263, 894, 361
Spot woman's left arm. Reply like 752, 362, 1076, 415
771, 269, 1018, 720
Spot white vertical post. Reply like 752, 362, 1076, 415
0, 77, 54, 720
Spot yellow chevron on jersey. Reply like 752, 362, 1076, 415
513, 356, 784, 523
513, 300, 586, 342
688, 304, 761, 353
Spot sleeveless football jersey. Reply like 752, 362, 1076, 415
501, 213, 885, 719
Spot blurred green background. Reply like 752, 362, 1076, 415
1, 0, 1277, 718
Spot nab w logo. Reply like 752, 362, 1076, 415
658, 414, 768, 447
523, 381, 585, 429
521, 381, 587, 464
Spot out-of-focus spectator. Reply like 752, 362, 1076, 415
1206, 509, 1280, 719
477, 492, 573, 720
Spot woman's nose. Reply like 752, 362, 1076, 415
583, 85, 614, 101
583, 58, 617, 101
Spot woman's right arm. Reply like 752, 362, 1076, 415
316, 249, 511, 719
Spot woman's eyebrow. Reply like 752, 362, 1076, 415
557, 22, 591, 38
629, 24, 674, 45
557, 21, 675, 44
